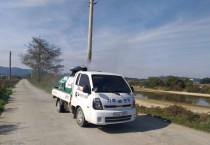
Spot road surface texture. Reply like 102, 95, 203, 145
0, 80, 209, 145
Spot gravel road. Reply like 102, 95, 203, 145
0, 79, 209, 145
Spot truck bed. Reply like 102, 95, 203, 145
52, 88, 71, 103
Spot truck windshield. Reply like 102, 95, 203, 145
92, 75, 131, 93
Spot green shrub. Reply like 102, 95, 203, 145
0, 78, 19, 114
0, 88, 12, 114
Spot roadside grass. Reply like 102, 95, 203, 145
28, 75, 60, 93
0, 79, 20, 114
0, 79, 13, 114
0, 88, 12, 114
28, 79, 52, 93
136, 104, 210, 132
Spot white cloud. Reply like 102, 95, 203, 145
88, 17, 210, 78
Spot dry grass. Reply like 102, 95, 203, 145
136, 104, 210, 132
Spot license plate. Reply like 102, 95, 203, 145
113, 112, 128, 117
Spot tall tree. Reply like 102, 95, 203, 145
20, 37, 63, 82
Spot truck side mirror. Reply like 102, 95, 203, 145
83, 85, 91, 94
130, 86, 134, 93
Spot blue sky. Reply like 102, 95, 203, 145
0, 0, 210, 78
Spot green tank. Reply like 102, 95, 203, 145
58, 76, 72, 93
57, 66, 87, 93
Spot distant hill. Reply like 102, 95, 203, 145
0, 66, 31, 77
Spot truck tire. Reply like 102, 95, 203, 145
76, 107, 87, 127
56, 99, 64, 113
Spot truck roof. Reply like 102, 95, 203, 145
78, 71, 123, 77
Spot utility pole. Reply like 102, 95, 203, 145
9, 51, 12, 80
87, 0, 95, 64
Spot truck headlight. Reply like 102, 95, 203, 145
93, 98, 103, 110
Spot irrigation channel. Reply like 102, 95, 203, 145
135, 92, 210, 107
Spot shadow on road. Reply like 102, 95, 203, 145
0, 123, 22, 135
98, 114, 171, 134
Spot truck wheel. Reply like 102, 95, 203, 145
76, 107, 87, 127
56, 99, 64, 113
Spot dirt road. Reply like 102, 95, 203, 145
0, 80, 209, 145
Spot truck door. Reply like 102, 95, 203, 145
73, 73, 91, 121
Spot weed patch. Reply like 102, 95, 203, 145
136, 104, 210, 132
0, 88, 12, 114
0, 79, 19, 114
28, 75, 60, 93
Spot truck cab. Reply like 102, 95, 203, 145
71, 71, 136, 126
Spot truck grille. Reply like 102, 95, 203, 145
104, 104, 131, 108
105, 115, 132, 123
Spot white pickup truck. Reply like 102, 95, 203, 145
52, 68, 136, 127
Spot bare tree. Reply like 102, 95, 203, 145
20, 37, 63, 82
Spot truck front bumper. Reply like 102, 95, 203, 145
90, 108, 136, 125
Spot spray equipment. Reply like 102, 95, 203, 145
70, 65, 87, 76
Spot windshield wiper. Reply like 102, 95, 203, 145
113, 92, 121, 96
